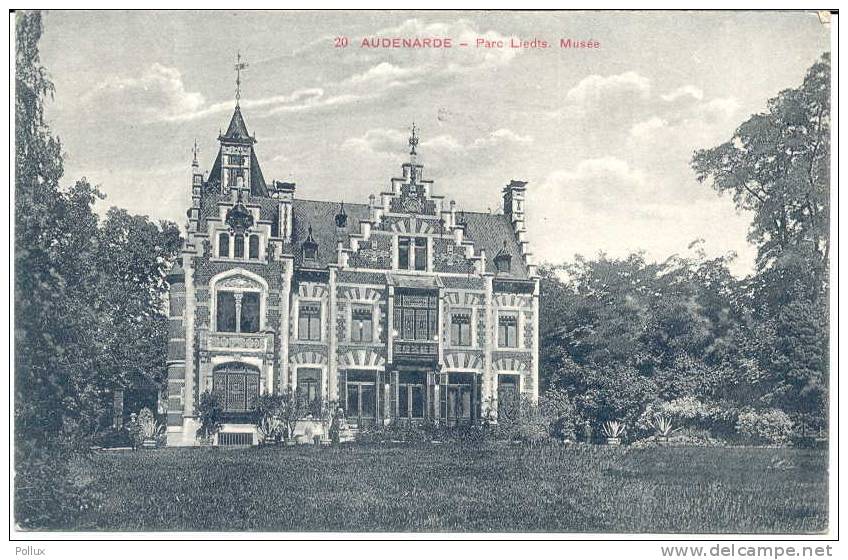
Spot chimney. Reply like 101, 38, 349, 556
503, 180, 528, 234
275, 181, 296, 242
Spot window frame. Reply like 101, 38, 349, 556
350, 304, 374, 343
397, 236, 429, 271
297, 300, 323, 342
450, 309, 473, 347
248, 234, 260, 259
218, 232, 230, 258
497, 311, 519, 349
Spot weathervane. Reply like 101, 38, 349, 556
409, 122, 419, 157
234, 51, 249, 106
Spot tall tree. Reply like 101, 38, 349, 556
15, 11, 182, 528
691, 54, 830, 304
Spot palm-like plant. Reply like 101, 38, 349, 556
602, 420, 626, 439
651, 414, 680, 438
257, 413, 282, 444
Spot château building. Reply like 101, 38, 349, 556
165, 102, 539, 446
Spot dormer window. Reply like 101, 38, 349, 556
335, 202, 348, 229
494, 241, 512, 274
302, 225, 319, 261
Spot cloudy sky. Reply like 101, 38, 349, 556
38, 10, 830, 276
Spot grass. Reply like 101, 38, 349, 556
77, 443, 827, 533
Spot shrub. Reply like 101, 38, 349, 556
93, 429, 132, 449
736, 408, 794, 445
196, 391, 223, 442
254, 394, 284, 444
539, 388, 580, 441
636, 398, 740, 440
14, 443, 102, 530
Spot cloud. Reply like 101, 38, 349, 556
527, 157, 755, 273
86, 19, 520, 125
661, 85, 704, 102
565, 71, 651, 108
84, 63, 206, 123
342, 126, 532, 158
629, 117, 668, 139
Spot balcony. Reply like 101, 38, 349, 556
198, 328, 275, 355
393, 340, 439, 364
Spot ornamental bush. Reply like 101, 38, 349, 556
736, 408, 794, 445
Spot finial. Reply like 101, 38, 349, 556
409, 122, 419, 157
192, 138, 199, 166
234, 51, 249, 107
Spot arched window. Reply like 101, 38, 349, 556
249, 235, 260, 259
216, 290, 261, 333
212, 362, 260, 413
234, 234, 245, 258
218, 233, 230, 258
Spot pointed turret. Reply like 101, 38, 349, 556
203, 56, 269, 198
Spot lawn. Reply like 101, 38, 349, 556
78, 443, 828, 533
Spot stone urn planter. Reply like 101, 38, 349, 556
606, 437, 621, 446
141, 438, 157, 449
656, 435, 669, 444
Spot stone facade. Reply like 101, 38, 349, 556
165, 110, 540, 446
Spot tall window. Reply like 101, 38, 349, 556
297, 368, 321, 407
351, 305, 373, 343
497, 375, 520, 422
217, 292, 237, 332
394, 292, 438, 341
345, 371, 376, 420
398, 237, 410, 269
498, 312, 518, 348
240, 292, 260, 333
298, 302, 321, 341
216, 291, 261, 333
248, 235, 260, 259
398, 372, 425, 419
212, 362, 260, 414
228, 154, 245, 166
398, 236, 427, 271
450, 310, 472, 346
227, 167, 244, 186
234, 234, 245, 258
218, 233, 230, 258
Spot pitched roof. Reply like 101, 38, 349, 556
222, 105, 253, 143
291, 199, 370, 267
291, 199, 528, 278
461, 211, 528, 279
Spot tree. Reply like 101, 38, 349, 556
14, 11, 182, 528
691, 53, 830, 303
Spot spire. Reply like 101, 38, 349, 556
191, 138, 199, 167
234, 51, 248, 107
408, 122, 419, 158
221, 105, 254, 143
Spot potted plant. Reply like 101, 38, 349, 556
196, 391, 223, 446
651, 413, 679, 444
602, 420, 626, 445
255, 393, 283, 446
137, 407, 164, 449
